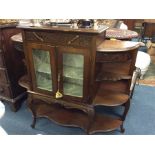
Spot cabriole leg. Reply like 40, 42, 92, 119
122, 100, 130, 121
120, 123, 125, 133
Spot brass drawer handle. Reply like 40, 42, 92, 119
33, 32, 44, 42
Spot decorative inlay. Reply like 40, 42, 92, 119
25, 31, 92, 48
96, 52, 131, 62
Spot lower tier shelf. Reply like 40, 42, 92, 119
93, 90, 129, 107
30, 102, 122, 134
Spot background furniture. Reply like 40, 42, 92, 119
142, 19, 155, 41
0, 24, 26, 111
106, 28, 138, 40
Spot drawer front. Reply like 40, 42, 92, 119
25, 31, 92, 48
0, 84, 12, 98
0, 68, 9, 83
0, 50, 5, 68
96, 52, 131, 63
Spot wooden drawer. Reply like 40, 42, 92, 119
0, 50, 5, 68
0, 68, 9, 83
96, 52, 131, 63
25, 31, 92, 48
0, 84, 12, 98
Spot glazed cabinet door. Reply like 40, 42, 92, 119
57, 46, 90, 102
28, 43, 57, 95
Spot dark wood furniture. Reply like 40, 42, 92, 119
142, 19, 155, 39
121, 19, 137, 30
0, 24, 26, 111
18, 24, 139, 134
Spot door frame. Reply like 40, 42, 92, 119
57, 46, 90, 102
27, 43, 57, 96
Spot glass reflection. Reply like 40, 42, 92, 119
32, 49, 52, 91
63, 53, 84, 97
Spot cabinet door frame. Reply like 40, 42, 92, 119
27, 43, 57, 96
57, 46, 90, 102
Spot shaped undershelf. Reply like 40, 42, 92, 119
33, 102, 122, 134
89, 114, 122, 134
93, 89, 129, 107
96, 71, 131, 82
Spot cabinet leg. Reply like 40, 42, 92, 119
120, 124, 125, 133
122, 100, 130, 121
27, 94, 36, 129
86, 109, 95, 134
31, 115, 37, 128
10, 101, 22, 112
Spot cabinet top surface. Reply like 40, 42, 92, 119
97, 40, 140, 52
17, 25, 108, 34
0, 23, 18, 29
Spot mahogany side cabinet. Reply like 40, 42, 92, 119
18, 25, 139, 134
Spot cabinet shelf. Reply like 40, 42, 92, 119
36, 72, 52, 91
89, 114, 122, 134
36, 64, 51, 74
18, 75, 31, 90
63, 76, 83, 85
93, 89, 129, 107
63, 65, 83, 80
96, 71, 131, 82
63, 82, 83, 97
33, 102, 122, 134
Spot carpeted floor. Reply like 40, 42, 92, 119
0, 85, 155, 135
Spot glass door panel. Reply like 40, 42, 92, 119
32, 49, 53, 91
63, 53, 84, 97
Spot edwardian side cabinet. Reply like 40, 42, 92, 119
0, 24, 26, 111
18, 25, 139, 134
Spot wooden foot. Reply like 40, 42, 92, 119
27, 94, 37, 128
31, 116, 36, 128
120, 124, 125, 133
10, 101, 22, 112
86, 108, 95, 134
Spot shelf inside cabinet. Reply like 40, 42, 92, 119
32, 49, 52, 74
35, 72, 52, 91
35, 63, 51, 74
93, 89, 129, 107
63, 82, 83, 97
63, 65, 83, 81
96, 71, 131, 82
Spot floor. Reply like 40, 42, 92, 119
1, 84, 155, 135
